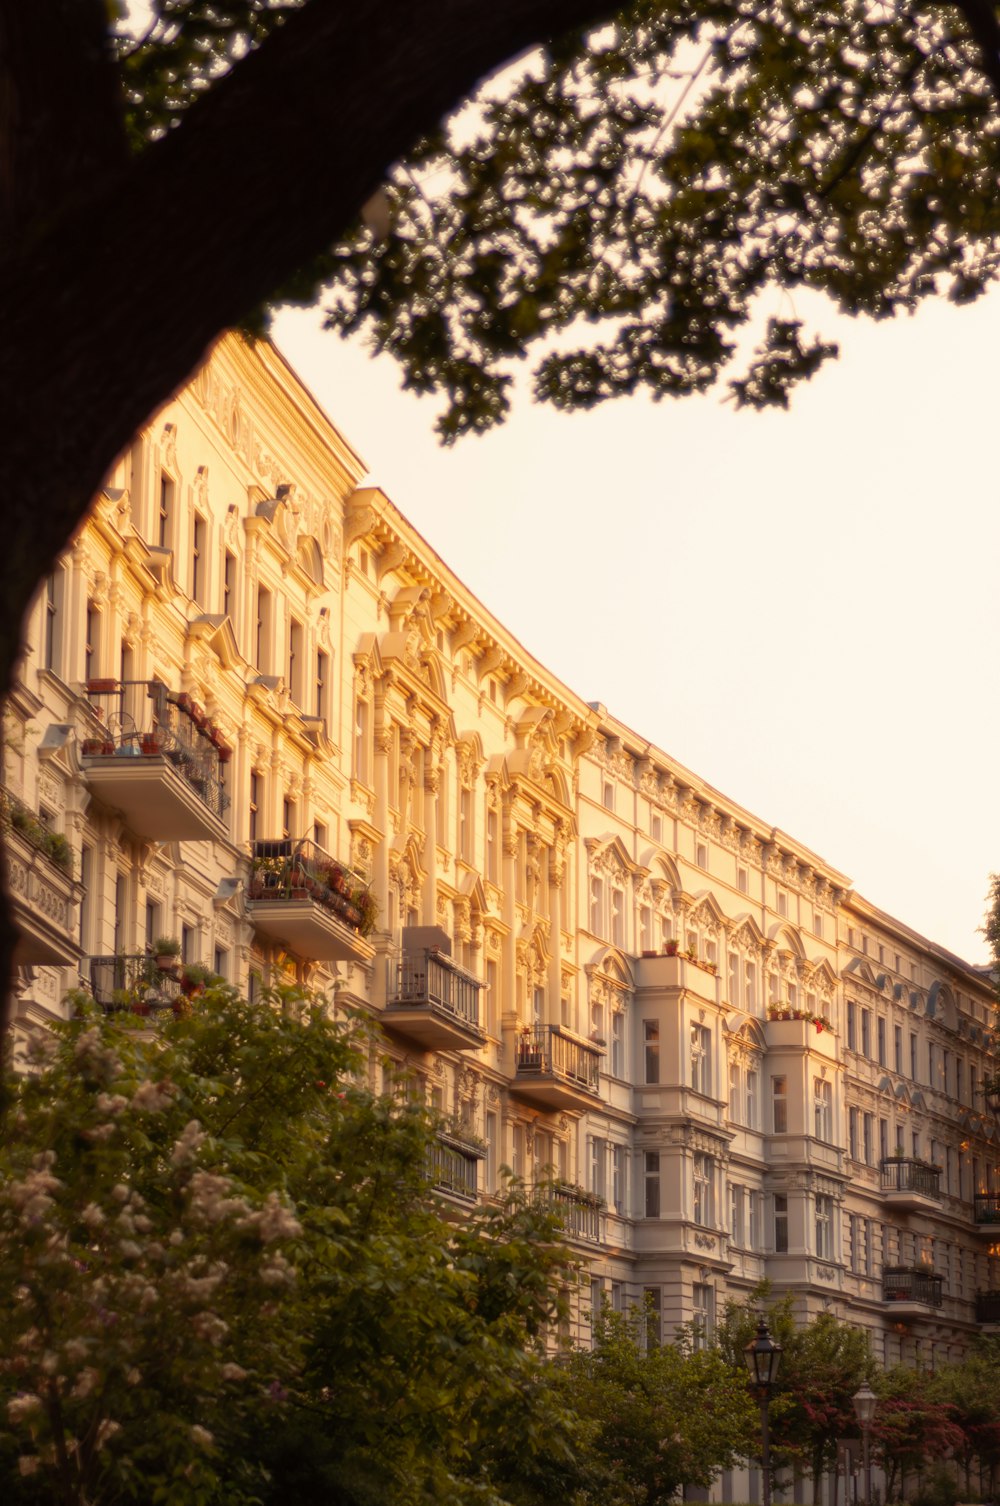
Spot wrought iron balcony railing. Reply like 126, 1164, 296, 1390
389, 949, 483, 1029
547, 1182, 603, 1243
974, 1193, 1000, 1226
879, 1157, 942, 1199
515, 1025, 602, 1093
427, 1132, 483, 1203
249, 839, 376, 936
84, 953, 183, 1015
882, 1266, 944, 1307
976, 1290, 1000, 1323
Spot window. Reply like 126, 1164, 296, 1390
738, 866, 749, 894
287, 617, 304, 704
879, 1117, 889, 1162
728, 952, 740, 1007
877, 1017, 887, 1067
745, 961, 757, 1014
644, 1020, 660, 1084
191, 511, 206, 603
690, 1025, 711, 1095
861, 1009, 872, 1058
223, 548, 236, 618
85, 599, 99, 682
777, 890, 787, 918
813, 1077, 832, 1140
145, 899, 160, 949
894, 1024, 903, 1074
696, 842, 708, 870
815, 1194, 833, 1259
729, 1060, 741, 1124
748, 1190, 760, 1250
213, 947, 229, 980
354, 695, 371, 785
644, 1151, 660, 1218
610, 885, 624, 947
692, 1283, 714, 1349
181, 923, 195, 964
589, 875, 603, 934
255, 585, 272, 671
848, 1105, 859, 1160
611, 1010, 624, 1078
486, 807, 499, 883
693, 1153, 713, 1225
910, 1032, 918, 1081
862, 1112, 873, 1166
44, 572, 63, 674
282, 798, 293, 841
746, 1067, 759, 1129
729, 1183, 745, 1246
315, 648, 329, 730
772, 1075, 788, 1134
249, 772, 260, 844
589, 1136, 607, 1201
651, 814, 662, 843
79, 844, 93, 949
612, 1144, 626, 1215
773, 1193, 788, 1253
602, 781, 615, 811
847, 1001, 857, 1051
158, 472, 174, 549
814, 911, 823, 939
459, 785, 473, 862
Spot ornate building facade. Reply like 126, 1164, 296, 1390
7, 333, 1000, 1397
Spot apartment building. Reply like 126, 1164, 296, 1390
6, 333, 999, 1379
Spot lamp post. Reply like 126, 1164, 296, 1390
744, 1313, 782, 1506
852, 1381, 877, 1506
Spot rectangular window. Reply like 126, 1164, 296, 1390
692, 1283, 714, 1349
288, 617, 304, 705
690, 1024, 711, 1095
644, 1020, 660, 1085
181, 923, 195, 964
611, 1010, 624, 1079
255, 585, 272, 671
696, 842, 708, 870
746, 1067, 759, 1130
651, 814, 662, 843
814, 1077, 832, 1140
879, 1117, 889, 1162
894, 1024, 903, 1074
354, 697, 370, 785
44, 572, 62, 674
610, 886, 624, 948
486, 808, 499, 883
745, 961, 757, 1014
223, 548, 236, 618
729, 1183, 744, 1246
589, 1136, 607, 1201
862, 1112, 873, 1166
85, 600, 99, 682
847, 1001, 857, 1052
612, 1144, 626, 1215
815, 1194, 833, 1259
774, 1193, 788, 1253
79, 843, 93, 949
748, 1190, 760, 1250
213, 946, 229, 980
602, 781, 615, 811
729, 1060, 741, 1124
644, 1151, 660, 1218
848, 1105, 859, 1160
861, 1009, 872, 1058
191, 512, 206, 603
693, 1153, 713, 1225
459, 786, 473, 862
315, 648, 329, 729
738, 866, 749, 894
877, 1017, 887, 1067
910, 1033, 918, 1081
249, 772, 260, 845
772, 1075, 788, 1134
158, 472, 173, 549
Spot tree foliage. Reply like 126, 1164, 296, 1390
0, 990, 581, 1505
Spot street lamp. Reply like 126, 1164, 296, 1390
744, 1314, 782, 1506
852, 1381, 877, 1506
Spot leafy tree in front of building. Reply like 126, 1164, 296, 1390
0, 989, 583, 1505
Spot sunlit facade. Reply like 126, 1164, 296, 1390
7, 333, 999, 1399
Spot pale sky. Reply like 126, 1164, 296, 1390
272, 286, 1000, 966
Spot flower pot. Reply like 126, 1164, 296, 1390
140, 733, 164, 755
86, 677, 119, 694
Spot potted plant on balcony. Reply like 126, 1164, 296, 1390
180, 963, 213, 999
664, 939, 680, 957
139, 728, 165, 754
85, 677, 119, 695
355, 888, 379, 937
153, 936, 181, 971
43, 830, 73, 874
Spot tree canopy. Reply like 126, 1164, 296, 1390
3, 0, 1000, 1034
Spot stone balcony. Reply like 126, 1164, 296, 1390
511, 1024, 603, 1112
3, 794, 80, 967
247, 839, 376, 964
80, 679, 229, 842
879, 1157, 942, 1211
382, 947, 486, 1051
882, 1265, 944, 1313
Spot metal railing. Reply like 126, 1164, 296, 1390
249, 839, 375, 934
427, 1132, 481, 1202
515, 1025, 602, 1093
879, 1158, 942, 1199
390, 949, 483, 1029
548, 1183, 603, 1243
974, 1193, 1000, 1226
882, 1266, 944, 1307
82, 679, 229, 821
85, 953, 182, 1014
976, 1290, 1000, 1323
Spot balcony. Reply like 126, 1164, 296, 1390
83, 954, 183, 1017
973, 1193, 1000, 1230
976, 1290, 1000, 1326
547, 1182, 603, 1244
427, 1131, 484, 1205
882, 1265, 944, 1313
383, 948, 486, 1051
879, 1157, 942, 1210
80, 680, 229, 842
2, 794, 80, 966
248, 839, 375, 963
511, 1024, 603, 1112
